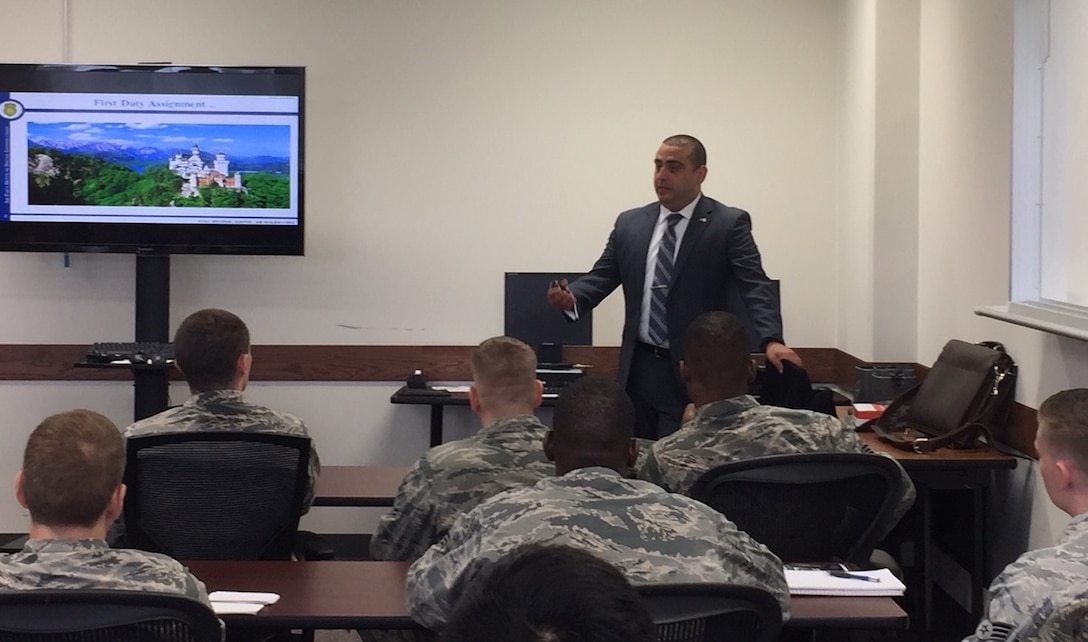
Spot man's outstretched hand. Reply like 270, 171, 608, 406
547, 278, 575, 312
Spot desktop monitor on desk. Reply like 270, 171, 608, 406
504, 272, 591, 364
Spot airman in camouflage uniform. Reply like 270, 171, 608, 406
0, 539, 210, 604
369, 415, 551, 562
638, 397, 915, 525
637, 311, 914, 537
124, 308, 320, 511
406, 376, 788, 630
965, 389, 1088, 642
371, 337, 552, 562
1, 409, 210, 606
125, 389, 320, 510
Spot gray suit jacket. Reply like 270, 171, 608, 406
568, 196, 783, 388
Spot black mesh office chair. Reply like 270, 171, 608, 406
124, 431, 329, 560
688, 453, 906, 566
638, 584, 781, 642
0, 589, 221, 642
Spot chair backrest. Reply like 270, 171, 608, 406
0, 589, 221, 642
688, 453, 905, 566
124, 431, 310, 560
637, 583, 782, 642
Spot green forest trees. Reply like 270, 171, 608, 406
28, 147, 290, 209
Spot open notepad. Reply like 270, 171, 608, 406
785, 568, 905, 597
209, 590, 280, 615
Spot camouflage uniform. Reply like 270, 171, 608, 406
405, 466, 789, 629
124, 389, 320, 511
370, 415, 552, 562
637, 395, 915, 533
0, 538, 211, 605
965, 512, 1088, 642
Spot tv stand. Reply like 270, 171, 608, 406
132, 254, 171, 420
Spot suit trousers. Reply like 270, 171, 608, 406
626, 342, 688, 440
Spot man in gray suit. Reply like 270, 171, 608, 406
548, 134, 801, 439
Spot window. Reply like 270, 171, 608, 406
976, 0, 1088, 341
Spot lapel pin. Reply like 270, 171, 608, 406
699, 217, 707, 223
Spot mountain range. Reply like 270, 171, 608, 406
28, 136, 289, 174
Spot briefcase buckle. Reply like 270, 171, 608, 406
912, 438, 930, 454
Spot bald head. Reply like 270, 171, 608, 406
681, 311, 752, 397
547, 376, 636, 475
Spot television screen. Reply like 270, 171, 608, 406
505, 272, 592, 349
0, 63, 304, 255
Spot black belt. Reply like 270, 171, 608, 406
636, 341, 670, 359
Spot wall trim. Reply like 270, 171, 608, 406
0, 344, 1035, 457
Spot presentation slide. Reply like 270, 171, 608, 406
1, 91, 300, 225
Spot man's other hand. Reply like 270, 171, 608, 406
765, 342, 803, 373
546, 278, 575, 312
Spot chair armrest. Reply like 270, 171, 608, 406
293, 531, 335, 561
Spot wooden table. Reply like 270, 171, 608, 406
860, 431, 1017, 632
186, 560, 908, 631
312, 465, 407, 507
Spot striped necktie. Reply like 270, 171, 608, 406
647, 213, 683, 347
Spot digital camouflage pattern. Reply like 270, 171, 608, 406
370, 415, 553, 562
965, 512, 1088, 642
638, 395, 915, 533
124, 389, 320, 510
406, 466, 789, 629
0, 538, 210, 605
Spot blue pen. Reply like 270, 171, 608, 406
828, 570, 880, 582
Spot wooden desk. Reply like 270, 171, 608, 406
186, 560, 908, 631
313, 465, 407, 507
389, 388, 470, 447
860, 431, 1017, 632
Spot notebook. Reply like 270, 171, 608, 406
785, 568, 905, 597
209, 590, 280, 615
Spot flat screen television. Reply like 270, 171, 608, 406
0, 63, 304, 255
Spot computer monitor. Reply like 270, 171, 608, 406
504, 272, 592, 358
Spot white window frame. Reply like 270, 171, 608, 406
976, 0, 1088, 341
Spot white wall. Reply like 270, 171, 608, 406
0, 0, 842, 532
3, 1, 1084, 564
914, 0, 1088, 566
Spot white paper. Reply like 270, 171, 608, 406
208, 591, 280, 604
211, 601, 267, 615
785, 568, 906, 596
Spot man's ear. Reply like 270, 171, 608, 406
747, 358, 757, 383
679, 360, 691, 384
104, 484, 126, 524
626, 438, 639, 469
236, 352, 252, 378
1056, 459, 1079, 491
543, 430, 556, 463
468, 385, 481, 413
14, 471, 28, 510
532, 379, 544, 409
695, 164, 708, 185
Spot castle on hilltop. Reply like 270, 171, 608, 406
168, 144, 246, 198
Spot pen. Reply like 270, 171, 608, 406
828, 570, 880, 582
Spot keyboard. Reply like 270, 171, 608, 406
85, 341, 175, 364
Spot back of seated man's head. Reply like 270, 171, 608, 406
681, 311, 752, 398
440, 543, 656, 642
174, 308, 251, 394
470, 336, 542, 417
1036, 388, 1088, 516
18, 409, 124, 531
546, 375, 636, 475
